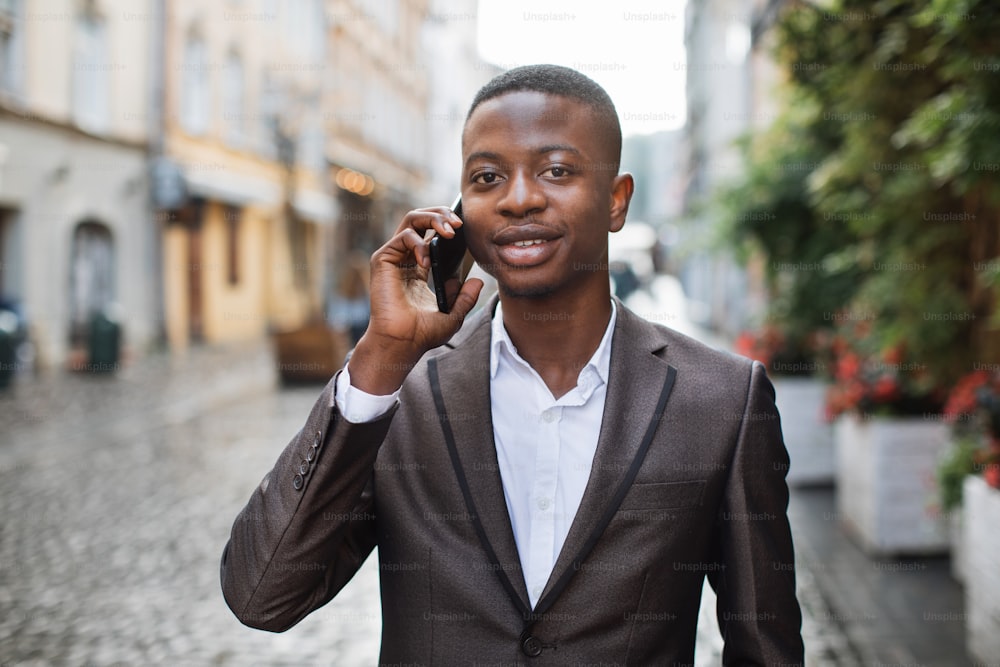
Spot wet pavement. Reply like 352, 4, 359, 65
788, 487, 972, 666
1, 382, 382, 666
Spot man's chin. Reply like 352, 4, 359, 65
497, 282, 556, 300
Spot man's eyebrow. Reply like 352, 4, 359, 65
464, 145, 583, 168
535, 144, 582, 156
465, 151, 503, 167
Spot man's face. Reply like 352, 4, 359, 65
460, 91, 632, 300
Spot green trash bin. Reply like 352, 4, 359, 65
0, 310, 17, 389
88, 310, 121, 373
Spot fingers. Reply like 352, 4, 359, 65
375, 227, 429, 270
394, 206, 464, 240
377, 202, 467, 272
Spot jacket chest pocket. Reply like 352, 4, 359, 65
618, 480, 706, 511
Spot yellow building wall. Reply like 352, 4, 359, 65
160, 201, 327, 349
200, 202, 268, 343
265, 211, 317, 332
162, 225, 190, 351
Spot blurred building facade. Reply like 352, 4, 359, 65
157, 0, 332, 351
622, 130, 686, 228
325, 0, 430, 263
420, 0, 502, 206
0, 0, 157, 370
621, 130, 686, 276
682, 0, 779, 336
1, 0, 497, 371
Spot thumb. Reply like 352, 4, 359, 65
447, 278, 485, 322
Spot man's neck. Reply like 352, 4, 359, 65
498, 289, 614, 399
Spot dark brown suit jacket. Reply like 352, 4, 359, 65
221, 297, 804, 665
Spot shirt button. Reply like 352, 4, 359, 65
542, 410, 556, 423
537, 497, 552, 511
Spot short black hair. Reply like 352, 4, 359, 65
465, 64, 623, 168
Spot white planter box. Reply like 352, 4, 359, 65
773, 377, 834, 486
834, 415, 950, 556
964, 474, 1000, 663
949, 510, 965, 584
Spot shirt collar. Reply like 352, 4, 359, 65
489, 299, 617, 388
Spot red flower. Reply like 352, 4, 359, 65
824, 328, 946, 419
871, 376, 900, 403
835, 353, 860, 382
984, 463, 1000, 489
735, 332, 757, 359
733, 327, 785, 369
943, 371, 991, 422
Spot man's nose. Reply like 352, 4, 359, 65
497, 171, 545, 218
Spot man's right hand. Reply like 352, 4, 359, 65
346, 206, 484, 396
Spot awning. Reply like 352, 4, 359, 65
184, 168, 281, 207
183, 167, 336, 225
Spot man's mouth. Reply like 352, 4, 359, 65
496, 237, 558, 266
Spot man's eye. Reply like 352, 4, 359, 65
473, 172, 501, 184
546, 166, 569, 177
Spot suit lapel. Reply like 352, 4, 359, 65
428, 297, 679, 622
428, 300, 532, 617
533, 302, 677, 617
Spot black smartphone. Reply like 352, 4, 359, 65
429, 194, 468, 313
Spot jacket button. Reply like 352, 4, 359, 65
521, 634, 542, 657
292, 474, 304, 490
299, 461, 310, 475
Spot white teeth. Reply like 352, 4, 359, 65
513, 239, 545, 247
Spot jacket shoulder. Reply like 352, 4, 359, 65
618, 302, 754, 376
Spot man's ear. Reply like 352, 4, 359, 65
608, 173, 634, 233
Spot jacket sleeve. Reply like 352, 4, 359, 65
220, 369, 397, 632
707, 361, 805, 665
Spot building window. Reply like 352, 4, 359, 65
225, 205, 240, 286
0, 207, 22, 301
223, 50, 244, 147
72, 10, 110, 133
180, 30, 210, 135
0, 0, 22, 97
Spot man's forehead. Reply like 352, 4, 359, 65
462, 91, 603, 153
465, 90, 596, 128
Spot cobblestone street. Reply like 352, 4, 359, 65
1, 381, 383, 666
0, 356, 847, 666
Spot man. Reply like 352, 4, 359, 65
221, 64, 804, 665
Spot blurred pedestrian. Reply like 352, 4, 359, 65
328, 250, 370, 344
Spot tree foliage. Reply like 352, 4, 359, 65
723, 0, 1000, 387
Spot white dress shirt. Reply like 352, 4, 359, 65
334, 300, 616, 609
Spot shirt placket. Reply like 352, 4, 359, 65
526, 397, 561, 607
